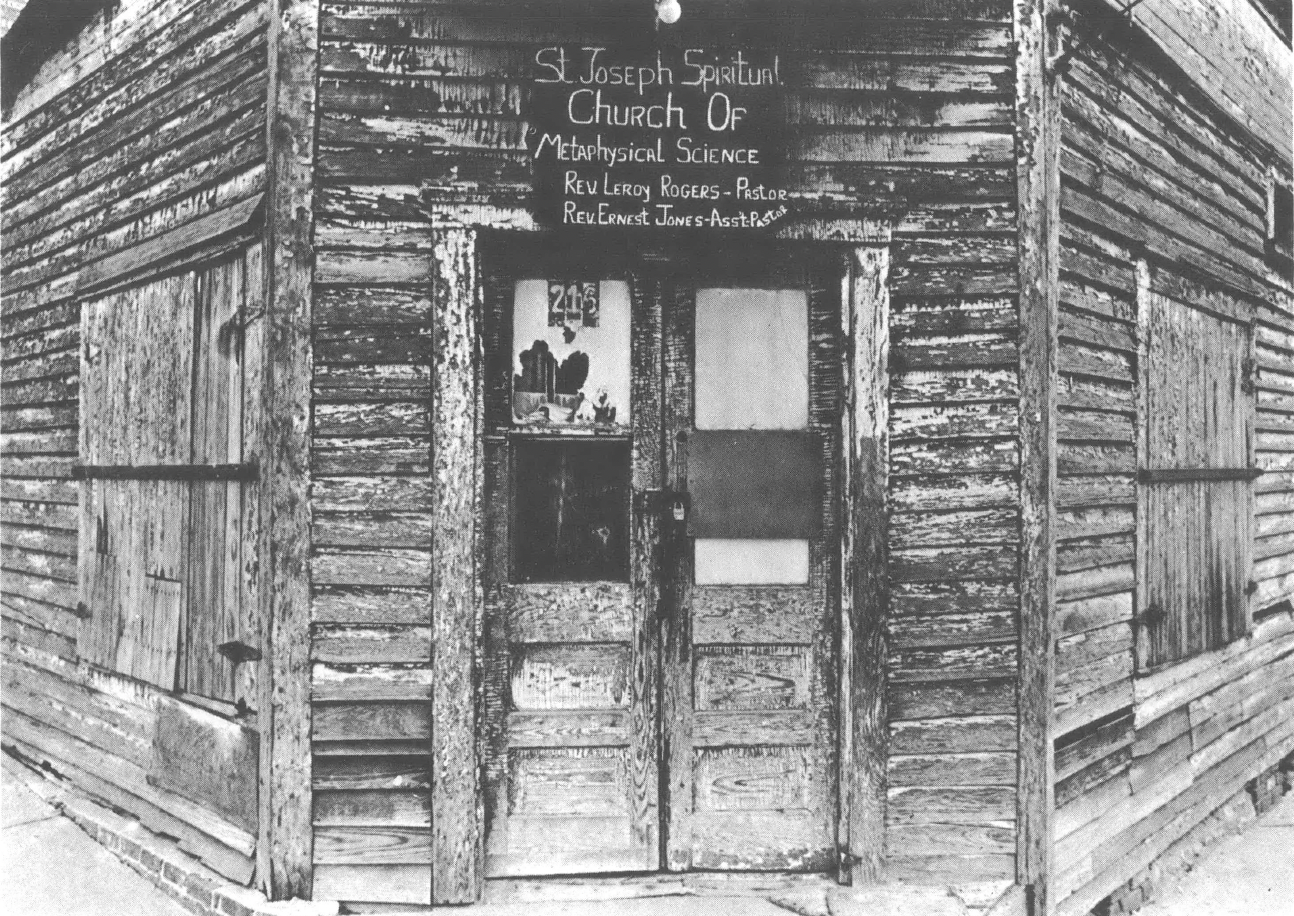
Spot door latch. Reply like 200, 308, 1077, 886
639, 488, 689, 524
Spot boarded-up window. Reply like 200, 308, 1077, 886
78, 249, 260, 707
1141, 292, 1254, 668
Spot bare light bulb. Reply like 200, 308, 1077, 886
656, 0, 681, 24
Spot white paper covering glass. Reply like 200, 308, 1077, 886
694, 539, 810, 585
694, 287, 808, 431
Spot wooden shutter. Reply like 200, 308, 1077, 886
78, 249, 259, 704
181, 253, 254, 704
1141, 291, 1255, 667
79, 277, 195, 690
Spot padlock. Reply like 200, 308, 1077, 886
672, 497, 686, 522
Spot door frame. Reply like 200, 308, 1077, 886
459, 231, 891, 895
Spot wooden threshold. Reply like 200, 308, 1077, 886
482, 871, 841, 905
479, 872, 1021, 913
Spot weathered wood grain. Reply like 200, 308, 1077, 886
890, 580, 1019, 617
2, 4, 265, 194
150, 697, 258, 831
313, 701, 431, 743
1064, 48, 1265, 208
1016, 0, 1059, 906
887, 785, 1016, 824
890, 545, 1017, 582
889, 715, 1018, 755
889, 679, 1017, 721
886, 852, 1016, 883
255, 0, 315, 895
888, 751, 1017, 787
2, 565, 77, 609
4, 119, 264, 274
660, 280, 694, 872
311, 664, 431, 704
312, 477, 431, 511
3, 711, 254, 880
889, 643, 1018, 682
891, 446, 1017, 486
312, 625, 430, 666
889, 610, 1017, 648
312, 864, 430, 905
1107, 0, 1291, 159
318, 8, 1014, 52
429, 228, 480, 902
506, 583, 632, 644
842, 245, 888, 883
5, 50, 267, 225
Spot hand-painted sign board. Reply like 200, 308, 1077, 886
527, 44, 790, 231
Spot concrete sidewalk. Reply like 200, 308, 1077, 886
1, 758, 188, 916
1133, 791, 1294, 916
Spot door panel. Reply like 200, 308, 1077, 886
482, 245, 838, 877
481, 267, 660, 877
660, 275, 839, 872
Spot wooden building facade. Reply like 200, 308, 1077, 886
1, 0, 1291, 912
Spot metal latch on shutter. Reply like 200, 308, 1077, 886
217, 640, 262, 665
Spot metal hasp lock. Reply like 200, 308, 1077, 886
664, 490, 690, 534
640, 488, 690, 527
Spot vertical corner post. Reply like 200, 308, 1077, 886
430, 228, 484, 903
1015, 0, 1061, 911
840, 244, 891, 884
257, 0, 319, 897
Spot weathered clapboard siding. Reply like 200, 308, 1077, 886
1092, 0, 1292, 163
1256, 319, 1294, 608
1053, 223, 1137, 743
885, 251, 1021, 881
309, 260, 435, 902
0, 299, 80, 651
1, 0, 268, 303
1, 0, 271, 889
2, 636, 258, 881
1051, 11, 1294, 914
1054, 612, 1294, 916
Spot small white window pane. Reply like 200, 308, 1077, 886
695, 539, 810, 585
512, 279, 631, 427
695, 288, 808, 430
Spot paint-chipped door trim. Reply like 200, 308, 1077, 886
839, 241, 891, 884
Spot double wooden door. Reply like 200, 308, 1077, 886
481, 242, 840, 877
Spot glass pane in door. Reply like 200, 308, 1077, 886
512, 440, 630, 582
693, 287, 810, 585
663, 276, 837, 872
